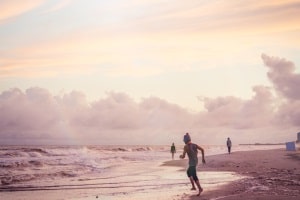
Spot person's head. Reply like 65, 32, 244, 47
183, 133, 191, 144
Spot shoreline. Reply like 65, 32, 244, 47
163, 148, 300, 200
1, 147, 299, 200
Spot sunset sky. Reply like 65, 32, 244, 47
1, 0, 300, 145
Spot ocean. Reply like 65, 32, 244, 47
0, 144, 284, 200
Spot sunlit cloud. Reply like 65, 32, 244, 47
0, 1, 299, 144
40, 0, 72, 14
0, 0, 299, 78
0, 0, 44, 23
122, 0, 300, 35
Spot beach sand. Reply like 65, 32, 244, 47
164, 148, 300, 200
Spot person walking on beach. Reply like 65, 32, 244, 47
170, 142, 176, 160
227, 137, 232, 154
180, 133, 206, 196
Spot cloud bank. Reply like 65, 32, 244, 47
0, 54, 299, 145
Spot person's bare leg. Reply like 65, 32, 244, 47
189, 177, 196, 190
195, 180, 203, 196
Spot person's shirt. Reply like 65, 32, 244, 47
227, 139, 232, 147
184, 143, 198, 166
171, 145, 176, 152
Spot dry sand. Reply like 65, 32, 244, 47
164, 148, 300, 200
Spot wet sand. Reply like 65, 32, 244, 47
164, 148, 300, 200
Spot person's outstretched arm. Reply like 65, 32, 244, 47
197, 145, 205, 164
180, 145, 187, 159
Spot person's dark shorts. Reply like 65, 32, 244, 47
187, 166, 198, 181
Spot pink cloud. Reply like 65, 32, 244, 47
262, 54, 300, 100
261, 54, 300, 127
0, 54, 299, 144
0, 88, 60, 137
197, 85, 275, 129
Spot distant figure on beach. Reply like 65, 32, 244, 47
170, 143, 176, 160
180, 133, 206, 196
227, 137, 232, 154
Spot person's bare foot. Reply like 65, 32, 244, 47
191, 187, 196, 190
197, 187, 203, 196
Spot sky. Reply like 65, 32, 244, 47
0, 0, 300, 145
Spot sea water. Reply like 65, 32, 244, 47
0, 144, 283, 199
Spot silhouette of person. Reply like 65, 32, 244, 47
170, 143, 176, 160
227, 137, 232, 154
